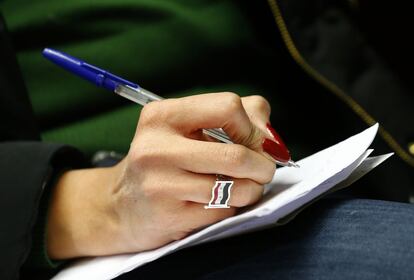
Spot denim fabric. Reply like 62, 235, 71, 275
117, 198, 414, 280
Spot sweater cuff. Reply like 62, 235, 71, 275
22, 145, 87, 271
25, 168, 67, 269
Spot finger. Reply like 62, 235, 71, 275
184, 202, 236, 232
129, 133, 275, 184
241, 96, 282, 164
241, 95, 271, 132
173, 171, 264, 207
142, 92, 265, 150
168, 136, 275, 184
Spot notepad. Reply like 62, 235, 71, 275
53, 123, 392, 280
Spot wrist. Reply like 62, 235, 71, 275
46, 164, 123, 259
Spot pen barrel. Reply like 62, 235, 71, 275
115, 84, 163, 106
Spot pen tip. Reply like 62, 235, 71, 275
288, 160, 300, 168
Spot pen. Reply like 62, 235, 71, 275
42, 48, 298, 167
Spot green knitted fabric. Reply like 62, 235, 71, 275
1, 0, 280, 157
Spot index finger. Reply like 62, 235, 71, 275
147, 92, 264, 150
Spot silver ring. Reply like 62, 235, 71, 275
205, 175, 234, 209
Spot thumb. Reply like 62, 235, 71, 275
220, 105, 280, 164
232, 120, 290, 165
230, 121, 264, 152
239, 96, 291, 164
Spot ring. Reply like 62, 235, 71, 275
205, 174, 234, 209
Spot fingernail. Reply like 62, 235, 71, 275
266, 123, 283, 144
262, 123, 290, 162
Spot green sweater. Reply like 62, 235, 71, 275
1, 0, 285, 157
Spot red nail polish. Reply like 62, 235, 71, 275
262, 123, 290, 162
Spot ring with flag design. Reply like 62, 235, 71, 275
205, 180, 234, 209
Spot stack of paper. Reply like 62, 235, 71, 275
53, 123, 392, 280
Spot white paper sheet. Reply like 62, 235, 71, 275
54, 123, 392, 280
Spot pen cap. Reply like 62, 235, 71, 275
42, 48, 138, 91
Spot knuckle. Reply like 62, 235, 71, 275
244, 125, 262, 148
129, 143, 166, 169
249, 95, 270, 113
233, 183, 263, 207
222, 92, 243, 116
264, 165, 276, 183
222, 145, 248, 169
139, 102, 161, 126
139, 101, 168, 127
128, 147, 147, 164
127, 149, 144, 169
232, 186, 251, 207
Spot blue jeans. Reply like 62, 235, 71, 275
117, 198, 414, 280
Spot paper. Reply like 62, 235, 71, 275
54, 123, 391, 280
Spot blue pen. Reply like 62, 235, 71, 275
42, 48, 298, 167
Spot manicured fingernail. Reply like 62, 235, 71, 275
262, 123, 290, 162
262, 138, 290, 162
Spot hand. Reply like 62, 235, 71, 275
47, 93, 279, 259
